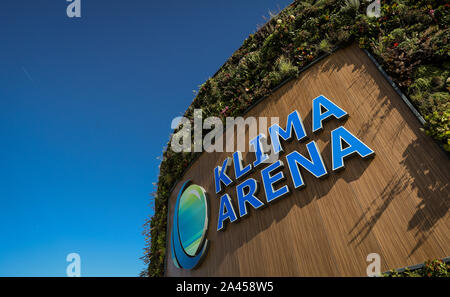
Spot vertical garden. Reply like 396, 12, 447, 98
141, 0, 449, 277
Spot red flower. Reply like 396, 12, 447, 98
220, 106, 229, 115
394, 42, 399, 47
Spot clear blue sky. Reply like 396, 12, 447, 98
0, 0, 292, 276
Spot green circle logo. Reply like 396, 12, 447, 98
171, 181, 209, 269
178, 184, 208, 256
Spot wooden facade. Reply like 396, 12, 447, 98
165, 45, 449, 276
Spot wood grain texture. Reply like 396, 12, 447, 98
165, 45, 449, 276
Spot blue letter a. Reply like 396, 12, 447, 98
217, 194, 238, 231
331, 126, 375, 171
312, 95, 347, 133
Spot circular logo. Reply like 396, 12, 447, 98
171, 181, 209, 269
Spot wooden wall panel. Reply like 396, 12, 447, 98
165, 45, 449, 276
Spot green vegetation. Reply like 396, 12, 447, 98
383, 259, 450, 277
142, 0, 450, 277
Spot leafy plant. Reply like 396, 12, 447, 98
424, 109, 450, 151
383, 259, 450, 277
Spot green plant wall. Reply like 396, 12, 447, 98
383, 259, 450, 277
141, 0, 449, 277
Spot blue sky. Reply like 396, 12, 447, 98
0, 0, 292, 276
